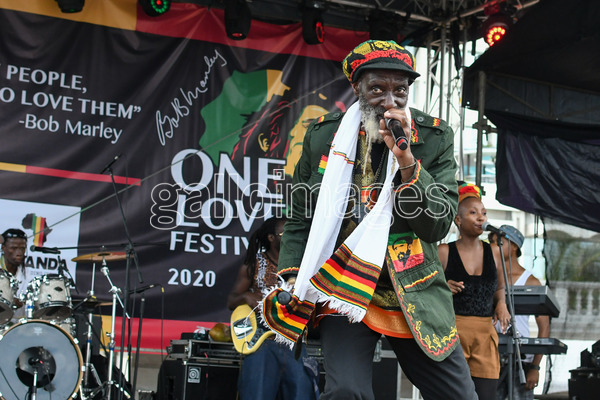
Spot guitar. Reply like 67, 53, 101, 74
230, 304, 274, 355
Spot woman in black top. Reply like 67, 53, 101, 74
438, 183, 510, 400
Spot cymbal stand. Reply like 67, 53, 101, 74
87, 260, 130, 400
83, 260, 99, 390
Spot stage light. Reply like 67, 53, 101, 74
225, 0, 252, 40
482, 13, 511, 46
481, 3, 513, 46
139, 0, 171, 17
55, 0, 84, 13
302, 1, 325, 45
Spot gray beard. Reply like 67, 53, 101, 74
358, 96, 384, 144
357, 95, 386, 174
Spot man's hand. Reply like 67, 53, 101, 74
379, 109, 416, 181
379, 108, 412, 159
525, 368, 540, 391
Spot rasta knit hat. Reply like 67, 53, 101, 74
457, 181, 482, 203
342, 40, 420, 84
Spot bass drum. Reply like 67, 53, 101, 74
0, 319, 83, 400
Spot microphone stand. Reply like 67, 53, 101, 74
105, 164, 144, 400
496, 234, 525, 400
57, 253, 78, 294
29, 358, 40, 400
131, 290, 147, 396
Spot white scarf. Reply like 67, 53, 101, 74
292, 101, 408, 321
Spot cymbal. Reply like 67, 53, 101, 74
72, 251, 127, 263
73, 297, 111, 309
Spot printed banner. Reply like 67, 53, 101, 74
0, 2, 367, 350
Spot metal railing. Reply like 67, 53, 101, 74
551, 281, 600, 340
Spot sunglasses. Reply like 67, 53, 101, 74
3, 231, 27, 239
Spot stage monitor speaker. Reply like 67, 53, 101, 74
569, 373, 600, 400
372, 338, 419, 399
156, 359, 238, 400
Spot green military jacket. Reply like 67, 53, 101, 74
279, 107, 460, 361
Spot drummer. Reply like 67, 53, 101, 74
1, 229, 29, 320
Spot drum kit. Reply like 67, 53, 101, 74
0, 250, 133, 400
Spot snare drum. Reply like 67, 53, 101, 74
28, 274, 72, 320
0, 319, 83, 399
0, 270, 16, 325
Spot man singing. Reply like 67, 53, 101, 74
263, 40, 477, 399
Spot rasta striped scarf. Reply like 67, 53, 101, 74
262, 101, 408, 348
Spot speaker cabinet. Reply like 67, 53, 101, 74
156, 359, 238, 400
569, 368, 600, 400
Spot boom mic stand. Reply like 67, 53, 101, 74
29, 358, 41, 400
57, 253, 78, 295
104, 160, 144, 400
496, 234, 525, 400
130, 285, 154, 396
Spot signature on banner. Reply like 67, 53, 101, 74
156, 49, 227, 146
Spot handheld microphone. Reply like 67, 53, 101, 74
100, 154, 122, 174
482, 222, 506, 236
30, 245, 60, 254
129, 283, 159, 294
277, 290, 292, 305
385, 118, 409, 150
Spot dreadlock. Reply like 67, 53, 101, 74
244, 217, 285, 280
